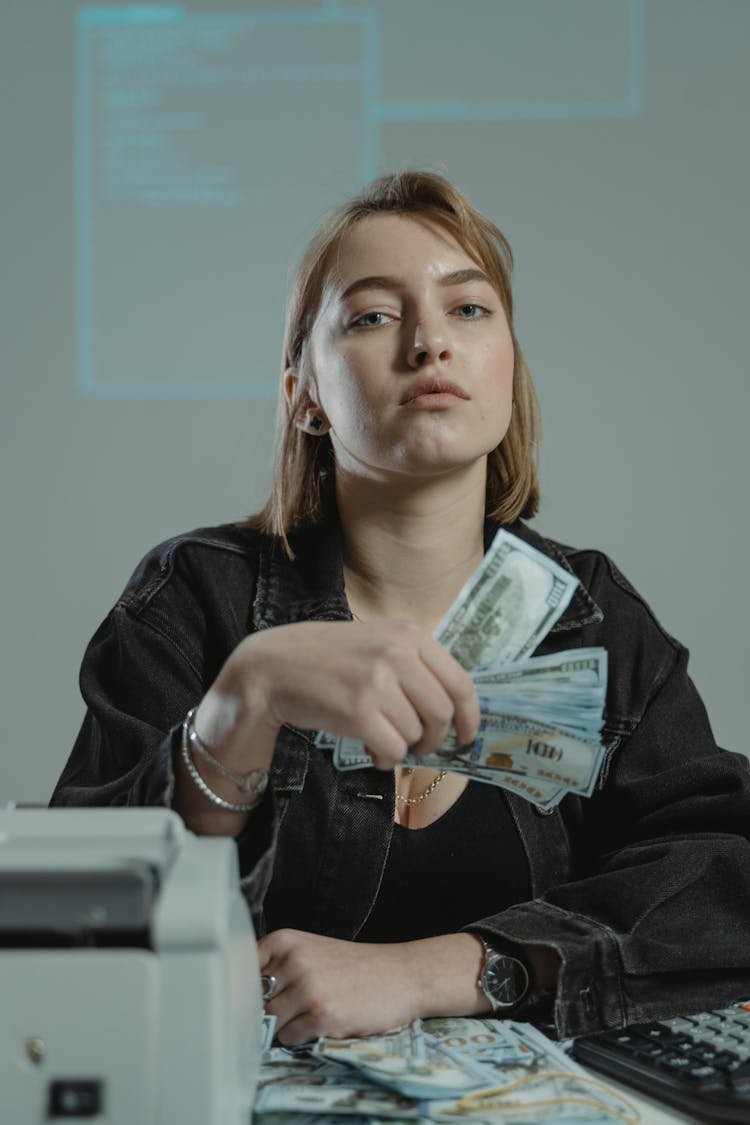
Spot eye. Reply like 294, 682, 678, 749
453, 303, 489, 320
349, 310, 394, 329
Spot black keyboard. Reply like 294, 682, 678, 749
571, 1003, 750, 1122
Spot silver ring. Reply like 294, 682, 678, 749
261, 973, 278, 1002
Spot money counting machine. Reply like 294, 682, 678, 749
0, 807, 263, 1124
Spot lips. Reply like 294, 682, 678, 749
400, 378, 470, 405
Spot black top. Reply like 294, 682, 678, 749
357, 781, 532, 942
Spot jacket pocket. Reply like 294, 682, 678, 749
595, 718, 635, 790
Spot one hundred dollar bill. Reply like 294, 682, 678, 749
473, 647, 607, 693
423, 1017, 535, 1067
333, 736, 375, 772
410, 714, 605, 797
260, 1013, 276, 1055
434, 529, 578, 670
316, 1020, 492, 1100
253, 1078, 421, 1118
428, 1022, 638, 1123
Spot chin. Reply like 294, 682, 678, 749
398, 431, 503, 470
392, 448, 494, 481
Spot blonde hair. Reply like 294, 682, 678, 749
246, 170, 540, 555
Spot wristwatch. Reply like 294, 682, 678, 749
477, 937, 530, 1012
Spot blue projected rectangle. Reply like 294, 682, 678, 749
349, 0, 644, 121
75, 5, 377, 398
75, 1, 643, 399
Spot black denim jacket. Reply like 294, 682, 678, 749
50, 519, 750, 1038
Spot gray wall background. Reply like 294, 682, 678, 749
2, 0, 748, 803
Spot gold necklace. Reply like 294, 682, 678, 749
395, 767, 448, 805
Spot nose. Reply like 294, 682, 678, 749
406, 321, 451, 368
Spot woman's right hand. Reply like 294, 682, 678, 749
196, 619, 479, 773
174, 619, 478, 835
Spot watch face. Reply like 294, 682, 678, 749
483, 953, 530, 1010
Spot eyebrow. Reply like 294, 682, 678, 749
339, 268, 493, 301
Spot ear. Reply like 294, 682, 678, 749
283, 367, 303, 411
285, 367, 330, 436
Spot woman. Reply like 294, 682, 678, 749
51, 171, 750, 1045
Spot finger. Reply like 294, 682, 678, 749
256, 934, 275, 971
419, 641, 480, 746
345, 651, 424, 757
357, 626, 456, 755
334, 685, 422, 771
257, 929, 306, 1020
356, 708, 416, 770
269, 974, 345, 1046
394, 666, 456, 756
451, 686, 481, 746
355, 631, 476, 758
275, 1011, 326, 1046
265, 977, 318, 1044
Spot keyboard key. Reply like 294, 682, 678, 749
661, 1054, 693, 1070
605, 1031, 642, 1049
637, 1043, 666, 1059
729, 1060, 750, 1084
683, 1064, 721, 1084
689, 1045, 721, 1063
663, 1017, 696, 1033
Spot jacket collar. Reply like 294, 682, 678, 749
252, 520, 351, 630
252, 518, 603, 633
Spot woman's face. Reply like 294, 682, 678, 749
301, 213, 515, 485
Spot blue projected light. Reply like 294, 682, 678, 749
75, 1, 644, 399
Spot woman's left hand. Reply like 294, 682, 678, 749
257, 928, 487, 1045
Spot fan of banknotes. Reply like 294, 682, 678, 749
315, 530, 608, 811
255, 1016, 639, 1124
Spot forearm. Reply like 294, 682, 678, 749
404, 933, 560, 1021
404, 933, 488, 1019
259, 929, 565, 1044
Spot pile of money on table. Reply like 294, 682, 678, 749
316, 530, 609, 811
254, 1017, 639, 1124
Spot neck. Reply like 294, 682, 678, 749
336, 464, 487, 629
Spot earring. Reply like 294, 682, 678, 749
296, 409, 328, 435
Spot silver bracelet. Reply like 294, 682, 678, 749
180, 713, 267, 813
186, 707, 269, 799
